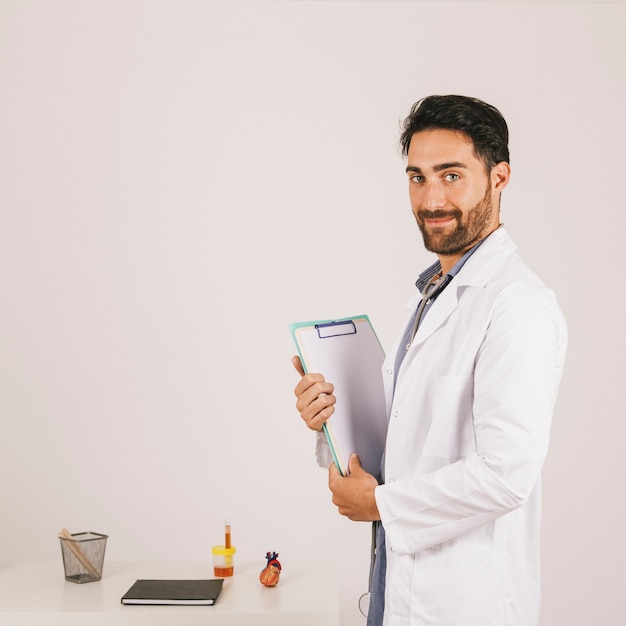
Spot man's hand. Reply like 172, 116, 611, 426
292, 355, 336, 432
329, 454, 381, 521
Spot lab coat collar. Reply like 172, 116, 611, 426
407, 228, 517, 348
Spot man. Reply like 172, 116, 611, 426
293, 95, 567, 626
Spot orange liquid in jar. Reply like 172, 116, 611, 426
214, 566, 234, 577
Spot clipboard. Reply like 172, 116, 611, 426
290, 315, 387, 477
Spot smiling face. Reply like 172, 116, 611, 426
406, 128, 510, 272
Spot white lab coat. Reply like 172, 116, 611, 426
374, 228, 567, 625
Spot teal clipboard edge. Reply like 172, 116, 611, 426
289, 314, 381, 477
321, 422, 343, 476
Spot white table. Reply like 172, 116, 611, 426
0, 560, 339, 625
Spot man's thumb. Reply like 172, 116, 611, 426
292, 355, 305, 377
348, 454, 362, 474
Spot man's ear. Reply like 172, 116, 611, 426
491, 161, 511, 194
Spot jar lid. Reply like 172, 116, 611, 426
212, 545, 236, 556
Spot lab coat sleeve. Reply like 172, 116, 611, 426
315, 430, 333, 468
375, 282, 568, 555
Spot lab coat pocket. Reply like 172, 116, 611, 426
428, 540, 504, 626
423, 374, 475, 458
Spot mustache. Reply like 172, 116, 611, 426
417, 209, 462, 220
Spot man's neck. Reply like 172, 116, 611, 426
438, 224, 502, 275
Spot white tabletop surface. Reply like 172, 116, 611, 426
0, 560, 339, 625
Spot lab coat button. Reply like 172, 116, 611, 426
386, 368, 392, 375
393, 410, 399, 418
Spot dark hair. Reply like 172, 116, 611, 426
400, 95, 510, 169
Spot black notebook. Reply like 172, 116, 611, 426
121, 578, 224, 605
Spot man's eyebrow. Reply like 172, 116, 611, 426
405, 162, 467, 174
434, 161, 467, 172
405, 165, 422, 174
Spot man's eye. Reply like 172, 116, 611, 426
444, 173, 460, 182
410, 175, 425, 183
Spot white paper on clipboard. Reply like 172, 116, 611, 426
289, 315, 387, 477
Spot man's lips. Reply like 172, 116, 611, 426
425, 216, 455, 225
419, 212, 458, 227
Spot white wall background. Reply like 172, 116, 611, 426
1, 1, 624, 624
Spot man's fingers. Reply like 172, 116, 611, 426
293, 364, 336, 431
296, 390, 336, 430
294, 372, 332, 397
328, 462, 342, 485
295, 390, 335, 415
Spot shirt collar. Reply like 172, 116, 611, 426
415, 236, 489, 292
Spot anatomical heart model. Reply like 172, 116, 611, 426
259, 551, 282, 587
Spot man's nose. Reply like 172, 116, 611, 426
420, 181, 447, 210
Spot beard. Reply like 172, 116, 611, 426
415, 184, 495, 256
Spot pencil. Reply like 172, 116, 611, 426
58, 528, 100, 579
